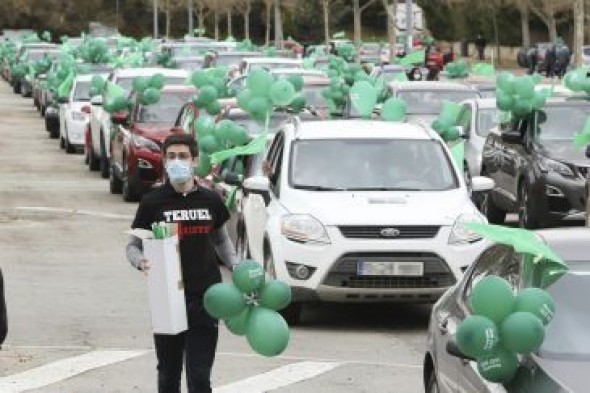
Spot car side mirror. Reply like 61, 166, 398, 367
471, 176, 494, 193
90, 95, 103, 106
446, 339, 475, 362
111, 111, 129, 125
224, 172, 243, 186
501, 131, 523, 144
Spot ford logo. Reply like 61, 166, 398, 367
380, 228, 401, 238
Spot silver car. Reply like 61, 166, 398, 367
424, 227, 590, 392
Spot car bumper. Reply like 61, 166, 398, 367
65, 119, 88, 146
538, 172, 587, 222
267, 225, 487, 303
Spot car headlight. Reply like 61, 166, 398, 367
71, 111, 86, 121
281, 214, 331, 244
539, 157, 574, 177
449, 213, 487, 244
132, 134, 160, 152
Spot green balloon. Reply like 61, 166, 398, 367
248, 97, 272, 122
350, 81, 378, 118
381, 97, 406, 122
216, 119, 235, 142
445, 126, 461, 142
142, 88, 160, 105
258, 280, 292, 311
290, 94, 306, 113
477, 347, 519, 383
514, 288, 555, 325
500, 312, 545, 354
531, 73, 543, 84
246, 68, 274, 97
197, 86, 218, 107
225, 306, 251, 336
531, 91, 547, 110
497, 72, 515, 94
199, 134, 220, 154
514, 76, 535, 99
512, 99, 533, 117
228, 125, 249, 146
237, 89, 253, 111
194, 115, 215, 137
455, 315, 500, 358
203, 283, 247, 320
113, 96, 129, 112
232, 260, 265, 293
191, 70, 211, 88
246, 307, 290, 357
287, 75, 304, 92
496, 90, 515, 111
133, 76, 150, 93
149, 73, 165, 90
470, 276, 515, 324
206, 100, 221, 116
269, 79, 296, 106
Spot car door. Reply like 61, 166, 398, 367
244, 133, 284, 263
501, 117, 530, 207
458, 248, 522, 393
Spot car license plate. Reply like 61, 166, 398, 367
358, 261, 424, 276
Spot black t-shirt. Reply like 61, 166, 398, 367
131, 182, 230, 296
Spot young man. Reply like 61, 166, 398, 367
127, 134, 238, 393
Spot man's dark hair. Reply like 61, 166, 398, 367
162, 134, 199, 157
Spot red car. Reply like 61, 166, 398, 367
109, 85, 196, 202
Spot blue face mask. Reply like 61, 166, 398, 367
165, 159, 193, 184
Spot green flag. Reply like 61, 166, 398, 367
210, 133, 267, 165
398, 50, 425, 66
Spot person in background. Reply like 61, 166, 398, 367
475, 34, 487, 61
527, 45, 538, 75
545, 43, 557, 78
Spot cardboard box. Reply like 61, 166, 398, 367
127, 229, 187, 335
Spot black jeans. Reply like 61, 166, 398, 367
154, 296, 218, 393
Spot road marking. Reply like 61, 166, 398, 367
0, 350, 147, 392
15, 206, 134, 220
214, 361, 342, 393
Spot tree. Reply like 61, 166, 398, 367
528, 0, 570, 42
234, 0, 252, 39
274, 0, 283, 48
515, 0, 531, 47
323, 0, 331, 45
572, 0, 585, 66
352, 0, 377, 49
382, 0, 397, 63
264, 0, 273, 45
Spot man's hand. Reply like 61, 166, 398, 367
139, 259, 151, 276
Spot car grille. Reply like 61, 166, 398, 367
323, 252, 455, 289
578, 166, 588, 179
338, 225, 440, 239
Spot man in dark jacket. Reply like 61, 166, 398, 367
127, 134, 238, 393
475, 34, 487, 61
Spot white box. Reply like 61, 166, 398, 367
127, 229, 187, 335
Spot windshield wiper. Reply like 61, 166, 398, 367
294, 185, 346, 191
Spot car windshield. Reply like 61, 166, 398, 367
397, 89, 480, 115
27, 51, 57, 63
380, 69, 407, 83
290, 139, 458, 191
72, 81, 91, 101
117, 76, 187, 94
478, 88, 496, 98
138, 91, 193, 123
540, 262, 590, 360
176, 59, 203, 71
477, 108, 499, 137
535, 105, 590, 141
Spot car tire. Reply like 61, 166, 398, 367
88, 139, 100, 171
65, 136, 76, 154
99, 132, 109, 179
109, 161, 123, 194
425, 371, 440, 393
518, 181, 541, 229
40, 105, 45, 117
122, 160, 140, 202
13, 82, 20, 94
59, 136, 65, 149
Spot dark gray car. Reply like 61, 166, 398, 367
424, 227, 590, 392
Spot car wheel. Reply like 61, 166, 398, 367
40, 105, 45, 117
13, 82, 20, 94
122, 160, 140, 202
109, 160, 123, 194
99, 132, 109, 179
518, 181, 541, 229
425, 370, 440, 393
88, 139, 100, 171
59, 136, 65, 149
65, 136, 76, 154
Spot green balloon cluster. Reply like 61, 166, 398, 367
454, 276, 556, 384
380, 97, 407, 122
563, 67, 590, 94
103, 82, 129, 114
495, 72, 549, 118
203, 260, 292, 357
77, 38, 112, 64
431, 101, 463, 142
445, 60, 469, 79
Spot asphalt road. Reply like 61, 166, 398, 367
0, 81, 428, 393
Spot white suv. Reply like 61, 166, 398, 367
239, 119, 493, 324
88, 68, 188, 178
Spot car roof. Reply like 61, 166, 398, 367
389, 81, 477, 91
293, 120, 436, 140
537, 228, 590, 263
244, 57, 302, 64
159, 85, 195, 93
270, 68, 325, 76
113, 67, 188, 78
